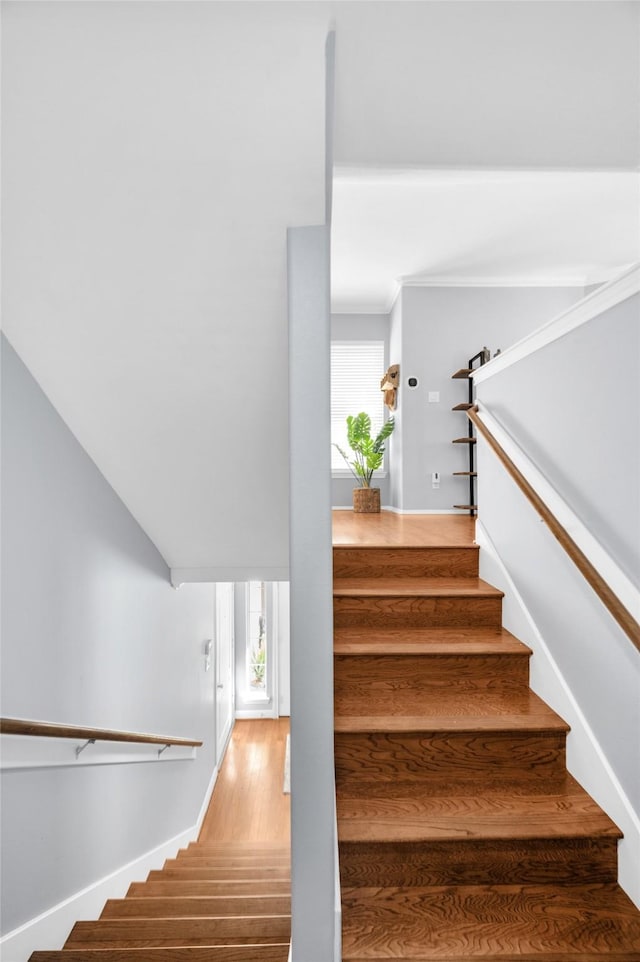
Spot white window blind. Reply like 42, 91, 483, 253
331, 341, 386, 472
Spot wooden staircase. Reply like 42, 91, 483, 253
333, 537, 640, 959
29, 841, 290, 961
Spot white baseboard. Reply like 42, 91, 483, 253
382, 506, 463, 515
234, 708, 279, 720
476, 520, 640, 909
332, 506, 465, 515
1, 764, 220, 962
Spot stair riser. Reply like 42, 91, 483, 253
335, 731, 567, 784
333, 547, 479, 579
338, 837, 619, 886
127, 880, 290, 897
335, 654, 530, 699
334, 595, 502, 628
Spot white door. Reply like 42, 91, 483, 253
215, 582, 235, 763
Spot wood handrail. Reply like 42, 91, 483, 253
467, 406, 640, 652
0, 717, 202, 747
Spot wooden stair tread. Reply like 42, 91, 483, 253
453, 504, 478, 510
176, 851, 289, 863
335, 690, 569, 731
333, 578, 503, 598
451, 402, 473, 410
101, 895, 291, 918
333, 527, 640, 953
341, 883, 640, 957
185, 840, 287, 850
152, 866, 290, 881
451, 369, 473, 378
67, 916, 291, 947
32, 947, 290, 961
337, 787, 620, 842
334, 635, 531, 656
333, 627, 520, 647
127, 880, 290, 897
452, 471, 477, 476
452, 436, 476, 443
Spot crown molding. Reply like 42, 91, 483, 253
399, 275, 587, 289
473, 262, 640, 385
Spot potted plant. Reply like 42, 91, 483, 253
334, 412, 395, 513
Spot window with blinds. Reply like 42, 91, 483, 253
331, 341, 386, 472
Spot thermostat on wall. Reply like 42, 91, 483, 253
407, 376, 419, 388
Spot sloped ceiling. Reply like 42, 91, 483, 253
2, 1, 638, 574
2, 1, 329, 575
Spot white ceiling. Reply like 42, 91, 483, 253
331, 169, 640, 313
2, 1, 639, 575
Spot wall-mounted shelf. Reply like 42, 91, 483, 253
451, 348, 490, 516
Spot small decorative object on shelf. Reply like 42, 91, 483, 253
334, 412, 395, 513
450, 347, 489, 516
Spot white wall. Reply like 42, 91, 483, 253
331, 312, 391, 507
389, 286, 583, 511
476, 293, 639, 586
474, 291, 640, 904
332, 1, 639, 168
288, 225, 336, 961
0, 336, 216, 938
1, 1, 328, 579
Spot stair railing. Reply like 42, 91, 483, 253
468, 405, 640, 651
0, 717, 202, 762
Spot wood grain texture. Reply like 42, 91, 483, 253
334, 653, 530, 717
338, 837, 619, 887
126, 880, 291, 898
334, 594, 503, 629
67, 916, 292, 947
332, 512, 475, 548
341, 884, 640, 958
333, 546, 479, 579
31, 947, 289, 961
198, 719, 290, 845
0, 717, 201, 747
335, 730, 568, 784
332, 517, 640, 959
334, 626, 530, 653
101, 895, 291, 919
26, 720, 292, 961
150, 866, 290, 881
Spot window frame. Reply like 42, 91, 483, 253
330, 339, 388, 479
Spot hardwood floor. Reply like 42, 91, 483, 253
30, 720, 291, 960
199, 718, 291, 846
333, 510, 475, 547
333, 511, 640, 960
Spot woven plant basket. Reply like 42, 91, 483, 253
353, 487, 381, 513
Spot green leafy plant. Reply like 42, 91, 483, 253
334, 412, 395, 488
250, 646, 266, 687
